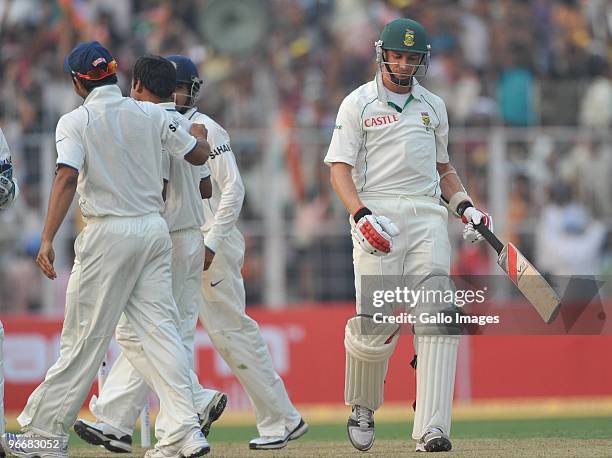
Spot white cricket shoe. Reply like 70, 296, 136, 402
248, 418, 308, 450
2, 431, 68, 458
73, 419, 132, 453
415, 427, 452, 452
197, 392, 227, 437
144, 429, 209, 458
347, 405, 375, 451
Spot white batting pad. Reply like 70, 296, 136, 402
412, 335, 460, 440
344, 316, 400, 411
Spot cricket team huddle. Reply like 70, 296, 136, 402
0, 17, 495, 457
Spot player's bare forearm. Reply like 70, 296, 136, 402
184, 123, 210, 165
330, 162, 364, 215
41, 165, 78, 244
184, 138, 210, 165
437, 162, 467, 201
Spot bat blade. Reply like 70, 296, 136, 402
498, 242, 561, 323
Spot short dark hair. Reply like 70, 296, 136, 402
132, 55, 176, 99
75, 74, 118, 93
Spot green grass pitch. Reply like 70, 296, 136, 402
47, 416, 612, 457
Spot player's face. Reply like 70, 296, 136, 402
383, 51, 423, 82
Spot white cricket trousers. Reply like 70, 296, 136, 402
200, 227, 301, 437
351, 195, 459, 439
0, 320, 4, 437
17, 214, 200, 446
90, 227, 217, 437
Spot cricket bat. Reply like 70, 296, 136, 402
474, 221, 561, 323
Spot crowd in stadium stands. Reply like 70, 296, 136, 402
0, 0, 610, 312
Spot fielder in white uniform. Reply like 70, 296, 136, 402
325, 19, 492, 453
2, 42, 211, 458
169, 55, 308, 450
0, 127, 18, 458
74, 55, 227, 454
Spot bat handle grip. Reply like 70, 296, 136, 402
474, 222, 504, 254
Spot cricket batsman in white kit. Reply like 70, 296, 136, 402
2, 42, 212, 458
325, 19, 492, 452
169, 55, 308, 450
74, 55, 226, 454
0, 127, 19, 458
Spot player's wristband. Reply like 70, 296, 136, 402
353, 207, 372, 223
448, 191, 473, 217
456, 201, 474, 217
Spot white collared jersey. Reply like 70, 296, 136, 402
184, 107, 245, 252
324, 79, 449, 198
159, 102, 211, 232
55, 85, 197, 218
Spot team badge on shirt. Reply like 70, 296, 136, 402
420, 112, 431, 129
404, 29, 415, 47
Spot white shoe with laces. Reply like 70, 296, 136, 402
415, 427, 452, 452
197, 392, 227, 437
73, 419, 132, 453
347, 405, 375, 451
144, 429, 209, 458
248, 418, 308, 450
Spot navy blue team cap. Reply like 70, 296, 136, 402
63, 41, 117, 81
166, 55, 202, 86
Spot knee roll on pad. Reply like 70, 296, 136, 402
344, 315, 400, 411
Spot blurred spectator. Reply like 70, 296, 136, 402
579, 56, 611, 129
496, 45, 536, 126
536, 183, 606, 276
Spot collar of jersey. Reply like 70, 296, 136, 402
158, 101, 177, 111
185, 107, 199, 120
83, 84, 122, 105
387, 94, 415, 113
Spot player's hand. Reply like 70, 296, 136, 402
203, 245, 215, 271
461, 207, 492, 243
0, 165, 16, 209
351, 208, 399, 256
36, 239, 57, 280
190, 123, 208, 140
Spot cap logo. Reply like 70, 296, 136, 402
92, 57, 107, 67
404, 29, 415, 47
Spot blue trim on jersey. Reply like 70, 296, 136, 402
188, 110, 198, 120
183, 140, 198, 158
165, 108, 177, 112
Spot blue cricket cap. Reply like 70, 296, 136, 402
63, 41, 117, 80
165, 55, 202, 86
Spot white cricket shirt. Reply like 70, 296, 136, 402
55, 85, 197, 217
159, 102, 211, 232
324, 79, 449, 198
184, 108, 244, 252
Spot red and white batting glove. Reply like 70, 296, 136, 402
351, 207, 400, 256
461, 206, 492, 243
